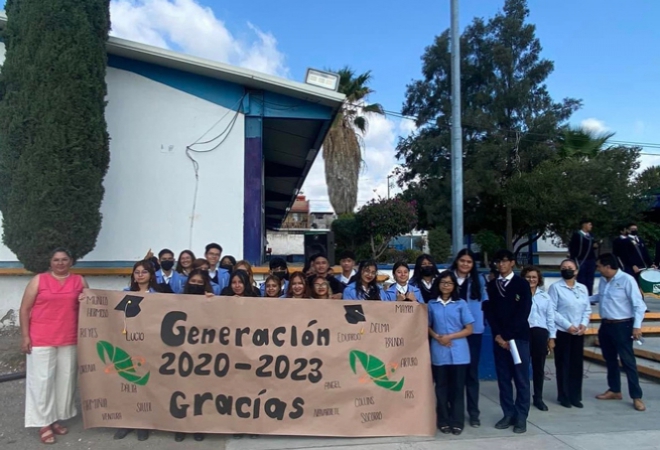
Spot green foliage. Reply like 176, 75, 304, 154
376, 248, 423, 264
427, 228, 452, 263
474, 230, 505, 263
355, 197, 418, 259
557, 126, 614, 160
0, 0, 110, 272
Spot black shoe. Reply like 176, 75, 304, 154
571, 401, 584, 408
113, 428, 132, 440
560, 400, 572, 408
439, 425, 451, 434
495, 416, 514, 429
193, 433, 205, 441
513, 422, 527, 434
451, 427, 463, 435
174, 432, 185, 442
534, 399, 549, 411
469, 418, 481, 428
137, 429, 149, 441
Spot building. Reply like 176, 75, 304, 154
0, 13, 344, 321
310, 212, 337, 230
281, 195, 311, 229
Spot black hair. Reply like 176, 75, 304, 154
183, 268, 213, 294
450, 249, 482, 301
352, 260, 381, 300
579, 218, 592, 227
228, 270, 255, 296
269, 257, 288, 270
339, 250, 356, 261
392, 260, 410, 276
129, 260, 160, 292
435, 270, 460, 301
310, 253, 329, 263
410, 253, 440, 284
175, 250, 196, 274
626, 222, 637, 229
493, 249, 515, 262
220, 255, 237, 266
597, 253, 619, 270
50, 247, 73, 260
205, 243, 223, 254
559, 258, 578, 269
158, 248, 174, 259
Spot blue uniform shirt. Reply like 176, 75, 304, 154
428, 299, 475, 366
342, 282, 387, 300
528, 288, 556, 338
156, 270, 186, 293
456, 276, 488, 334
260, 279, 289, 297
548, 280, 591, 333
123, 287, 157, 293
383, 283, 424, 303
590, 270, 646, 329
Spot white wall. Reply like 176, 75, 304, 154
0, 54, 246, 262
267, 230, 304, 255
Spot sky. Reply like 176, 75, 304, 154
5, 0, 660, 212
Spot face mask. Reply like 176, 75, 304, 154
272, 270, 289, 281
188, 284, 206, 295
420, 266, 434, 277
629, 230, 638, 236
160, 260, 174, 271
560, 269, 575, 280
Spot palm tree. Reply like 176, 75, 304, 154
557, 126, 614, 160
323, 67, 384, 214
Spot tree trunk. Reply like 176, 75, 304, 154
506, 205, 513, 251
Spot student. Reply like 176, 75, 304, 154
307, 254, 343, 298
220, 255, 236, 273
483, 249, 532, 434
220, 270, 259, 297
311, 276, 333, 299
342, 260, 386, 300
450, 249, 488, 428
123, 260, 159, 294
191, 258, 222, 295
260, 258, 290, 296
155, 249, 185, 294
428, 270, 474, 436
410, 254, 441, 303
205, 243, 230, 290
285, 272, 310, 299
548, 259, 591, 409
521, 266, 555, 412
171, 250, 195, 293
336, 250, 357, 288
384, 261, 423, 302
262, 275, 284, 298
568, 219, 599, 295
234, 260, 261, 296
620, 223, 654, 281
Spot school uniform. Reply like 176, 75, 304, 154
208, 266, 230, 290
615, 236, 652, 279
336, 270, 357, 289
169, 272, 189, 294
456, 274, 488, 423
527, 288, 555, 406
410, 276, 438, 303
548, 280, 591, 406
569, 230, 597, 295
428, 299, 474, 430
383, 283, 424, 303
155, 269, 186, 294
122, 287, 158, 293
483, 273, 533, 426
342, 282, 386, 300
259, 279, 289, 297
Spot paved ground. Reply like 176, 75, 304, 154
1, 363, 659, 450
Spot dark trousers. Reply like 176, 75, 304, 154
529, 327, 549, 401
554, 331, 584, 403
493, 339, 531, 422
432, 364, 467, 429
577, 258, 596, 295
465, 333, 483, 420
598, 320, 643, 399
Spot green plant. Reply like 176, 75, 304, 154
427, 228, 452, 263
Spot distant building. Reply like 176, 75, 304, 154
310, 211, 337, 230
281, 195, 311, 229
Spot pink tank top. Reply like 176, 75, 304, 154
30, 273, 84, 347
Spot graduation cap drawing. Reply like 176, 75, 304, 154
344, 304, 366, 324
115, 295, 144, 335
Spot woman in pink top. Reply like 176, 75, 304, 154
19, 248, 88, 445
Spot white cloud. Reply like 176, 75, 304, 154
580, 118, 609, 134
109, 0, 288, 77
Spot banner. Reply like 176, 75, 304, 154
77, 290, 436, 437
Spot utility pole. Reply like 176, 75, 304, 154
450, 0, 464, 255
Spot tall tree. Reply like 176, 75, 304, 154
557, 126, 614, 160
0, 0, 110, 272
323, 67, 384, 214
396, 0, 580, 249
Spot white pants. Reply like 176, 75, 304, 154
25, 345, 78, 428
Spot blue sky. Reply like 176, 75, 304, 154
4, 0, 660, 211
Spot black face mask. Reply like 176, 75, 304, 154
629, 230, 638, 236
160, 260, 174, 271
560, 269, 575, 280
220, 264, 234, 272
187, 284, 206, 295
420, 266, 435, 277
272, 270, 289, 281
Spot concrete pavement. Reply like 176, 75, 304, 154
1, 363, 659, 450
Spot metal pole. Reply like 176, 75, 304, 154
450, 0, 464, 254
387, 175, 391, 199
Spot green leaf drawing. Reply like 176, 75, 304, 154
97, 341, 150, 386
349, 350, 404, 392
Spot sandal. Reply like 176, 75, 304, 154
40, 426, 55, 444
51, 423, 68, 435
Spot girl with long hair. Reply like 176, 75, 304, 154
342, 260, 385, 300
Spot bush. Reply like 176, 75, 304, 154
474, 230, 505, 265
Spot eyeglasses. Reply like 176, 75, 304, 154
133, 271, 149, 276
314, 283, 328, 288
363, 271, 377, 276
439, 281, 455, 286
